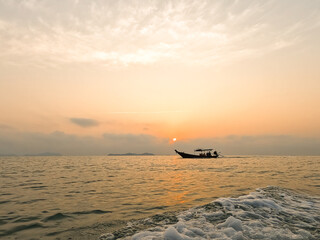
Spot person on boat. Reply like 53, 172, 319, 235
207, 151, 212, 157
213, 151, 218, 157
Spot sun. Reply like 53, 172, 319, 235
172, 138, 177, 142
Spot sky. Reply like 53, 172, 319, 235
1, 0, 320, 155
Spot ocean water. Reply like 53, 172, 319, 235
0, 155, 319, 239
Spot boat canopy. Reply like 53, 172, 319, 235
194, 148, 213, 152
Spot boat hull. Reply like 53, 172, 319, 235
175, 150, 218, 158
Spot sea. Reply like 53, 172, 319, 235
0, 155, 319, 240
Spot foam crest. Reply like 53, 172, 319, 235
100, 186, 320, 240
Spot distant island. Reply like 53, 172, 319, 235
108, 153, 154, 156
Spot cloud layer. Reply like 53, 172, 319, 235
1, 0, 319, 68
0, 130, 169, 155
0, 129, 319, 156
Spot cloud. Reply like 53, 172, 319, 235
70, 118, 99, 127
0, 0, 319, 68
106, 110, 187, 114
0, 124, 13, 130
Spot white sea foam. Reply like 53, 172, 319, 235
100, 186, 320, 240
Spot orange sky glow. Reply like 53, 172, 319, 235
0, 0, 320, 155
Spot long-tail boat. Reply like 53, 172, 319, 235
175, 149, 220, 158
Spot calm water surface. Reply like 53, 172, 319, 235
0, 155, 319, 239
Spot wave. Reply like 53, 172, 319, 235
99, 186, 320, 240
13, 216, 40, 223
72, 209, 112, 215
43, 209, 112, 222
20, 198, 46, 204
0, 222, 45, 237
43, 213, 72, 222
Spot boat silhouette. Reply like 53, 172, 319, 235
175, 149, 220, 158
